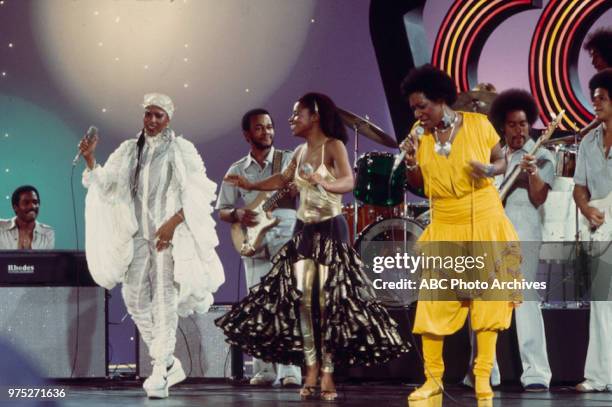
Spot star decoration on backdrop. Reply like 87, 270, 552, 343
3, 1, 319, 143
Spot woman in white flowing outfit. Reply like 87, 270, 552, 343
78, 93, 224, 399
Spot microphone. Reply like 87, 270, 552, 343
72, 125, 98, 166
391, 124, 424, 173
302, 163, 327, 195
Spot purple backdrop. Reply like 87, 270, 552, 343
0, 0, 610, 366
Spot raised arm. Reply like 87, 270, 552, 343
224, 149, 298, 192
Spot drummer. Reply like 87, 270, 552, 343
478, 89, 554, 392
577, 28, 612, 137
583, 27, 612, 72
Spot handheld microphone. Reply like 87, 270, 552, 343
302, 163, 327, 194
392, 124, 424, 173
72, 126, 98, 166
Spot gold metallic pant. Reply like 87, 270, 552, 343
293, 259, 334, 373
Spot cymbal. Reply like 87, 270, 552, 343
538, 128, 579, 145
543, 134, 581, 146
337, 107, 398, 148
453, 90, 497, 114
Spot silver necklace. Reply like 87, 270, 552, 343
433, 113, 459, 157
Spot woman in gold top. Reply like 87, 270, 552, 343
399, 66, 522, 407
216, 93, 408, 401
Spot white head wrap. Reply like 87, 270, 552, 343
142, 93, 175, 119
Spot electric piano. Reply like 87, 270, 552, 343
0, 250, 97, 286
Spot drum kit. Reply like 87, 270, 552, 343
338, 91, 588, 307
337, 107, 430, 308
337, 108, 430, 236
539, 133, 581, 262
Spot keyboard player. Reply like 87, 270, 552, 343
0, 185, 54, 250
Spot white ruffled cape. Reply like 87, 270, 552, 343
82, 132, 224, 317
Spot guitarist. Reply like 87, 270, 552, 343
463, 89, 555, 392
573, 69, 612, 393
215, 108, 302, 387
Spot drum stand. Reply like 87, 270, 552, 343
571, 131, 590, 307
351, 124, 360, 242
543, 133, 588, 309
573, 131, 581, 258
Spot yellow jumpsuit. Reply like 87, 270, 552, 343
409, 112, 522, 403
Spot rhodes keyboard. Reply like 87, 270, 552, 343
0, 250, 97, 286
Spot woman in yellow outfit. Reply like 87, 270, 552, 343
399, 65, 522, 407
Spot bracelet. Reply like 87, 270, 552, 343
406, 162, 419, 172
484, 164, 496, 177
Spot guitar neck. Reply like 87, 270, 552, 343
499, 110, 564, 200
262, 186, 290, 211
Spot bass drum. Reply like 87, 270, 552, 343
355, 217, 425, 308
342, 202, 405, 244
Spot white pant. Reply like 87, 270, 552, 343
584, 249, 612, 389
123, 238, 178, 367
513, 242, 552, 387
466, 242, 551, 387
242, 213, 301, 382
243, 255, 302, 382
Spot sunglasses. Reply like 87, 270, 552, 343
144, 111, 166, 120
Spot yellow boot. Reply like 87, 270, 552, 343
407, 335, 444, 407
474, 331, 497, 407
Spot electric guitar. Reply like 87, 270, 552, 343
579, 192, 612, 256
230, 186, 291, 257
499, 110, 565, 200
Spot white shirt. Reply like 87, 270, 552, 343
0, 217, 55, 250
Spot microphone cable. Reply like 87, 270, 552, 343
69, 163, 81, 378
404, 308, 473, 407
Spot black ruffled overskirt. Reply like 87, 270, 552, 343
215, 217, 410, 367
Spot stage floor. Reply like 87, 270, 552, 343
51, 381, 612, 406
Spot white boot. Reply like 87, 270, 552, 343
143, 364, 169, 399
143, 356, 186, 398
166, 356, 186, 388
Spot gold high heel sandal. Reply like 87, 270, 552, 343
320, 389, 338, 402
299, 385, 318, 400
407, 382, 443, 407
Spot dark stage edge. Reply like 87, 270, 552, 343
38, 380, 612, 406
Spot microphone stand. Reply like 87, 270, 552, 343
352, 123, 359, 243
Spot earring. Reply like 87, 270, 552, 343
441, 111, 452, 128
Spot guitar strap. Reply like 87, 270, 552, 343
272, 150, 297, 210
272, 149, 282, 174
